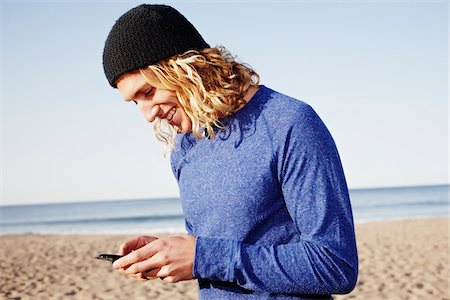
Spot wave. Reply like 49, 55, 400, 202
0, 213, 185, 227
352, 199, 449, 209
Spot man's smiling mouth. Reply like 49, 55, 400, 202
167, 107, 177, 122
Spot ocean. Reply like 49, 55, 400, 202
0, 184, 448, 235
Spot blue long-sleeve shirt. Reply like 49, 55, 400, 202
170, 85, 358, 299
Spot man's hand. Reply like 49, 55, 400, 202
115, 235, 158, 282
113, 235, 197, 283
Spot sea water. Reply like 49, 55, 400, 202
0, 184, 448, 234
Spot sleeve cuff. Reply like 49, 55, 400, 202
193, 236, 239, 282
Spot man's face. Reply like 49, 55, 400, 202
116, 70, 192, 133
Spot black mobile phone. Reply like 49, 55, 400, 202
94, 253, 123, 263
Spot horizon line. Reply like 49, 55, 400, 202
1, 182, 448, 207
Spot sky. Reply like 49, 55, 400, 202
0, 0, 448, 205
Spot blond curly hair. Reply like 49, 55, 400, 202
139, 46, 259, 152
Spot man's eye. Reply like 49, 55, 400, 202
132, 100, 137, 105
144, 88, 154, 97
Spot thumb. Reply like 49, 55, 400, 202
118, 237, 140, 255
119, 236, 158, 255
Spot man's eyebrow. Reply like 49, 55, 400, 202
124, 84, 151, 102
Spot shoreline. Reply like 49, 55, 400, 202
1, 217, 448, 299
1, 215, 447, 236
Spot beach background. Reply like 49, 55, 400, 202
1, 1, 448, 300
1, 185, 448, 299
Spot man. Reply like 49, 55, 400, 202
103, 4, 358, 299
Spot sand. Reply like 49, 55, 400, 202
335, 217, 449, 300
0, 217, 448, 300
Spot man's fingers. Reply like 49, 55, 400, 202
123, 253, 166, 275
119, 237, 140, 255
113, 241, 159, 269
142, 266, 167, 279
113, 235, 195, 284
117, 267, 148, 282
136, 272, 148, 282
127, 272, 146, 282
162, 276, 177, 283
118, 236, 158, 255
142, 268, 161, 280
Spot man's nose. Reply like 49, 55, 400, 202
139, 102, 162, 123
149, 105, 163, 122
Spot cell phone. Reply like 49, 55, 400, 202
94, 253, 123, 263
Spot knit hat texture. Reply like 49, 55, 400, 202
103, 4, 210, 88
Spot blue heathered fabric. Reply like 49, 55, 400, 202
170, 85, 358, 299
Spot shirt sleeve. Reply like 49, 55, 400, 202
193, 104, 358, 295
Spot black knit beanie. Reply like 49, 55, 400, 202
103, 4, 210, 88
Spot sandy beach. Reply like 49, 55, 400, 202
1, 217, 448, 300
